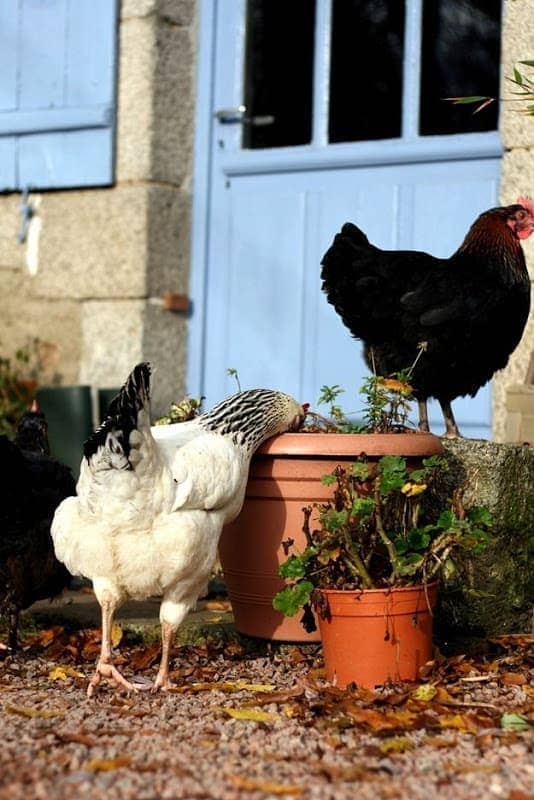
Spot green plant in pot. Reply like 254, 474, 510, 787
219, 357, 446, 644
273, 454, 493, 688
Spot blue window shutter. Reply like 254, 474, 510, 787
0, 0, 118, 191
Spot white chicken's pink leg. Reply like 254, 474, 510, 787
152, 598, 189, 692
87, 585, 134, 697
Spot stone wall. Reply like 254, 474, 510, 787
0, 0, 197, 417
494, 0, 534, 441
434, 438, 533, 650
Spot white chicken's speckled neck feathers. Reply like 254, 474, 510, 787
198, 388, 303, 453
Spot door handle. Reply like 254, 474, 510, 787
214, 106, 274, 126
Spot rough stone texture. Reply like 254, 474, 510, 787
0, 195, 25, 271
433, 439, 534, 649
36, 187, 151, 300
495, 2, 534, 441
505, 384, 534, 442
142, 301, 188, 416
500, 0, 534, 150
78, 299, 187, 418
146, 185, 191, 297
151, 22, 195, 186
116, 10, 195, 186
121, 0, 195, 26
78, 300, 145, 390
115, 18, 155, 183
0, 270, 82, 385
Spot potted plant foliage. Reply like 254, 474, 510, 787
218, 357, 444, 643
272, 455, 493, 688
0, 346, 39, 438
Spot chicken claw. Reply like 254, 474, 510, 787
87, 661, 137, 698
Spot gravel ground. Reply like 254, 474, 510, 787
0, 627, 532, 800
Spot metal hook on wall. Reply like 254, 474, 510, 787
17, 187, 34, 244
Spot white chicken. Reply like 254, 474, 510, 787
51, 363, 306, 696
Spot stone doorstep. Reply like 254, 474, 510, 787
23, 589, 237, 646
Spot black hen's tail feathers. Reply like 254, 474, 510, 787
83, 362, 151, 462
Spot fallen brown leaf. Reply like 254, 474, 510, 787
439, 714, 480, 734
221, 707, 280, 722
86, 756, 131, 772
500, 672, 528, 686
53, 731, 96, 747
229, 775, 303, 795
49, 665, 84, 681
129, 644, 162, 671
203, 600, 232, 611
5, 704, 64, 719
379, 736, 415, 754
422, 735, 457, 749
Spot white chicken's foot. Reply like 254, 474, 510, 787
87, 583, 133, 698
87, 660, 137, 698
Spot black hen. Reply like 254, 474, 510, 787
321, 199, 534, 437
0, 408, 76, 650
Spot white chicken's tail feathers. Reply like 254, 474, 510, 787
83, 362, 151, 466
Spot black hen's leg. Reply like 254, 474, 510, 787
439, 399, 461, 439
8, 609, 19, 651
417, 400, 430, 432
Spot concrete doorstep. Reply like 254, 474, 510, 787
22, 585, 237, 647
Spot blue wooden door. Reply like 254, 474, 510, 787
189, 0, 502, 438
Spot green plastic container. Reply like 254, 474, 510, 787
36, 385, 93, 479
97, 387, 121, 423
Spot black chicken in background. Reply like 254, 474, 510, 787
321, 199, 534, 437
0, 406, 75, 650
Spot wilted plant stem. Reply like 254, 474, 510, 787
342, 535, 374, 589
373, 481, 401, 582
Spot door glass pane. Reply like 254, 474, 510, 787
420, 0, 501, 135
243, 0, 315, 149
329, 0, 405, 143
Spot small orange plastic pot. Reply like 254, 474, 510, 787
317, 582, 439, 688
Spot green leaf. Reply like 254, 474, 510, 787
500, 713, 531, 731
447, 95, 490, 104
272, 581, 314, 617
422, 455, 444, 469
351, 497, 374, 518
322, 509, 348, 532
409, 469, 426, 482
351, 462, 370, 480
407, 529, 431, 551
513, 67, 524, 85
279, 555, 306, 579
378, 455, 407, 473
466, 507, 493, 527
393, 538, 408, 555
437, 510, 456, 530
320, 473, 337, 486
518, 60, 534, 67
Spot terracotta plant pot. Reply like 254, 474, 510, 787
219, 431, 443, 642
317, 582, 439, 689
